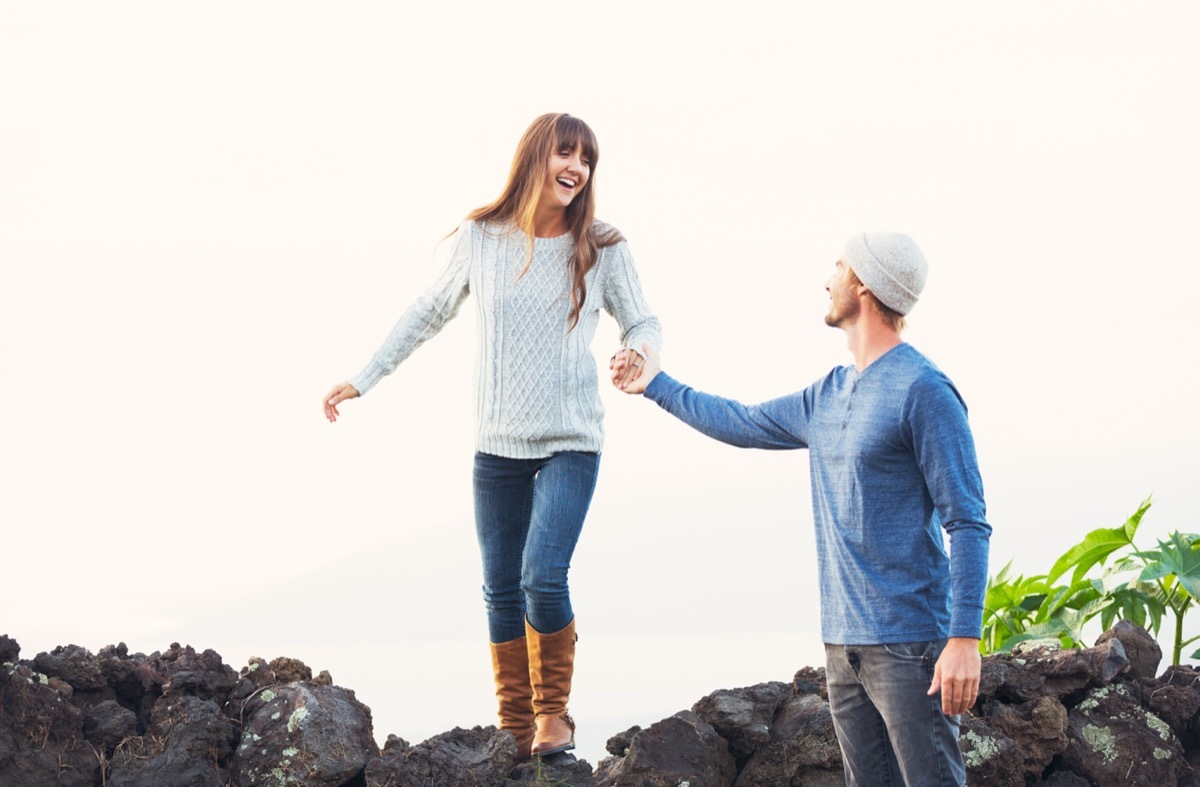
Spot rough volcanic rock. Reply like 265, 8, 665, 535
6, 623, 1200, 785
691, 681, 791, 762
1142, 663, 1200, 750
970, 694, 1069, 781
1036, 772, 1093, 786
96, 643, 146, 711
509, 752, 597, 785
231, 681, 376, 787
0, 636, 19, 664
734, 691, 844, 786
594, 710, 736, 787
979, 638, 1129, 704
1097, 620, 1162, 680
1182, 749, 1200, 787
266, 656, 312, 684
958, 713, 1026, 786
0, 660, 94, 787
32, 644, 107, 692
107, 694, 239, 787
605, 725, 641, 756
82, 699, 138, 750
364, 725, 516, 786
792, 665, 828, 699
1058, 682, 1183, 786
152, 643, 239, 702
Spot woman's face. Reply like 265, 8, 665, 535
540, 143, 591, 211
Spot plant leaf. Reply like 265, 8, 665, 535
1138, 532, 1200, 600
1054, 596, 1115, 644
1048, 497, 1152, 585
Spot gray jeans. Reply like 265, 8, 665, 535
825, 641, 965, 786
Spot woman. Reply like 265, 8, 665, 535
322, 113, 660, 760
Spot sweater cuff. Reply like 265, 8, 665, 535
349, 362, 387, 397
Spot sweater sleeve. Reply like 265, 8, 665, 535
644, 372, 810, 450
349, 222, 473, 396
601, 241, 662, 356
905, 374, 992, 639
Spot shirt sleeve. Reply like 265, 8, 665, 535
644, 372, 810, 450
601, 241, 662, 356
905, 374, 992, 639
349, 222, 473, 396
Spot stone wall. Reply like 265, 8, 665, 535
2, 622, 1198, 786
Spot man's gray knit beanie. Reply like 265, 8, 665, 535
842, 232, 928, 316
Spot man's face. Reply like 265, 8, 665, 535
824, 260, 860, 328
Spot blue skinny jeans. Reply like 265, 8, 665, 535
473, 451, 600, 643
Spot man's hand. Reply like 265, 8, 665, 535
927, 637, 980, 716
609, 343, 661, 394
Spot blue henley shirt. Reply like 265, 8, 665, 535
644, 343, 991, 645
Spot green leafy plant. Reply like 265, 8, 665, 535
1133, 530, 1200, 665
980, 562, 1052, 653
980, 495, 1196, 661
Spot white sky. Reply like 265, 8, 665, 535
3, 0, 1198, 766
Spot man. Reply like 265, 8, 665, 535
612, 232, 990, 786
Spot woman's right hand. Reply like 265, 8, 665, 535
323, 382, 360, 423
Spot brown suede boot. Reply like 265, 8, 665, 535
489, 636, 535, 761
526, 618, 577, 758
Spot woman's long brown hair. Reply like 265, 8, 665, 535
468, 113, 623, 330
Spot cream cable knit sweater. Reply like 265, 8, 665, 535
350, 220, 662, 458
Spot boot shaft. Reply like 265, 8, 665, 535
526, 618, 576, 717
489, 636, 534, 730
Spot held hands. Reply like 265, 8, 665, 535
927, 637, 981, 716
323, 382, 360, 422
609, 343, 661, 395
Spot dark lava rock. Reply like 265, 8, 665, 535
792, 665, 827, 699
7, 623, 1200, 787
973, 694, 1069, 781
1036, 772, 1093, 786
33, 644, 107, 692
1058, 682, 1183, 786
1096, 620, 1162, 681
594, 710, 736, 787
605, 725, 641, 756
0, 636, 20, 664
1141, 663, 1200, 749
691, 681, 790, 762
509, 751, 597, 785
231, 681, 376, 787
0, 660, 93, 787
734, 691, 844, 786
107, 694, 239, 787
957, 713, 1027, 786
979, 637, 1129, 704
364, 725, 516, 787
82, 699, 138, 750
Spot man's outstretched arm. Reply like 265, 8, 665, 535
612, 344, 810, 451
